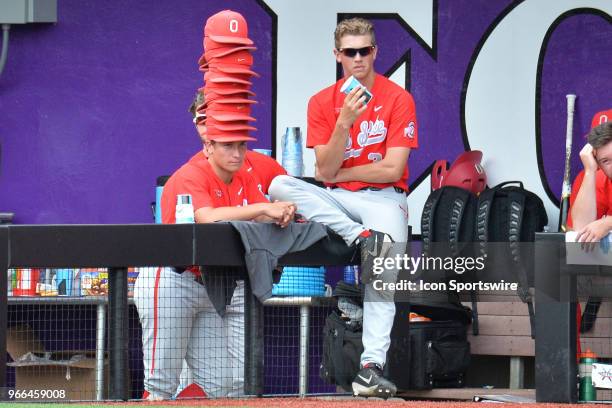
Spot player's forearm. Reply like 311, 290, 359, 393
315, 124, 350, 179
571, 171, 598, 230
335, 160, 404, 183
195, 204, 268, 223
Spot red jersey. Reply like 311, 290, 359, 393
244, 150, 287, 194
567, 169, 612, 228
591, 109, 612, 128
307, 74, 418, 191
161, 151, 268, 224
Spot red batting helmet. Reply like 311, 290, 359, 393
431, 150, 487, 195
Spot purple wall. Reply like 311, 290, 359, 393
0, 0, 272, 223
540, 10, 612, 202
0, 1, 610, 224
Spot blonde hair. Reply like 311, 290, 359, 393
334, 17, 376, 49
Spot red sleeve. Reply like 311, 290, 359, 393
246, 151, 287, 194
386, 91, 418, 149
182, 176, 214, 212
306, 93, 334, 148
244, 173, 269, 205
260, 159, 287, 195
161, 168, 214, 224
596, 171, 611, 217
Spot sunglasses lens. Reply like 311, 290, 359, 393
358, 47, 372, 56
341, 46, 373, 57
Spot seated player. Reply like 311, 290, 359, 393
569, 117, 612, 244
134, 130, 295, 400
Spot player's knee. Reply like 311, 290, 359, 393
268, 175, 293, 201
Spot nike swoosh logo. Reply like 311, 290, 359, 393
374, 105, 383, 112
358, 374, 373, 384
237, 58, 246, 62
367, 235, 380, 257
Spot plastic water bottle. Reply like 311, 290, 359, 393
175, 194, 195, 224
281, 127, 304, 177
343, 265, 359, 284
579, 349, 597, 401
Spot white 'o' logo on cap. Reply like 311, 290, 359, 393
229, 19, 239, 33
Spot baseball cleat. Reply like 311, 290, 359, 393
351, 363, 397, 398
359, 230, 394, 284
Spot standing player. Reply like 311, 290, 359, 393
269, 17, 417, 397
189, 91, 287, 195
134, 131, 295, 400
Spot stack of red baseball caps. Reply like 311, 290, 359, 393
197, 10, 258, 142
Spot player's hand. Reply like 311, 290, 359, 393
579, 143, 598, 174
279, 204, 297, 228
576, 218, 611, 252
337, 86, 368, 129
264, 201, 296, 228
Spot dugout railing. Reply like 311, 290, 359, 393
0, 223, 356, 401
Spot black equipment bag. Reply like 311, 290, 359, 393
321, 281, 472, 391
320, 308, 364, 391
476, 181, 548, 338
320, 281, 364, 391
387, 303, 471, 390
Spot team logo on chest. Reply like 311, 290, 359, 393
344, 118, 387, 160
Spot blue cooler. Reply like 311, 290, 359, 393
272, 266, 326, 296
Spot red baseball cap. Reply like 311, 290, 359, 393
206, 121, 257, 133
204, 10, 253, 46
204, 45, 257, 60
207, 101, 252, 115
198, 49, 254, 68
592, 109, 612, 129
204, 81, 254, 93
205, 92, 257, 105
207, 131, 257, 143
207, 110, 256, 122
204, 71, 252, 85
201, 87, 256, 98
209, 64, 259, 77
204, 36, 254, 53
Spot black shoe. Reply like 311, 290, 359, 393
352, 363, 397, 398
359, 230, 394, 284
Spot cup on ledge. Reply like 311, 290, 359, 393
252, 148, 272, 157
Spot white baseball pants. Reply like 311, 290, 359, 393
269, 175, 409, 367
134, 267, 244, 399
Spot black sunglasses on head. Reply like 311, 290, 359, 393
337, 45, 375, 58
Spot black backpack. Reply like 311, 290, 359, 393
476, 181, 548, 337
420, 186, 480, 331
421, 186, 478, 257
